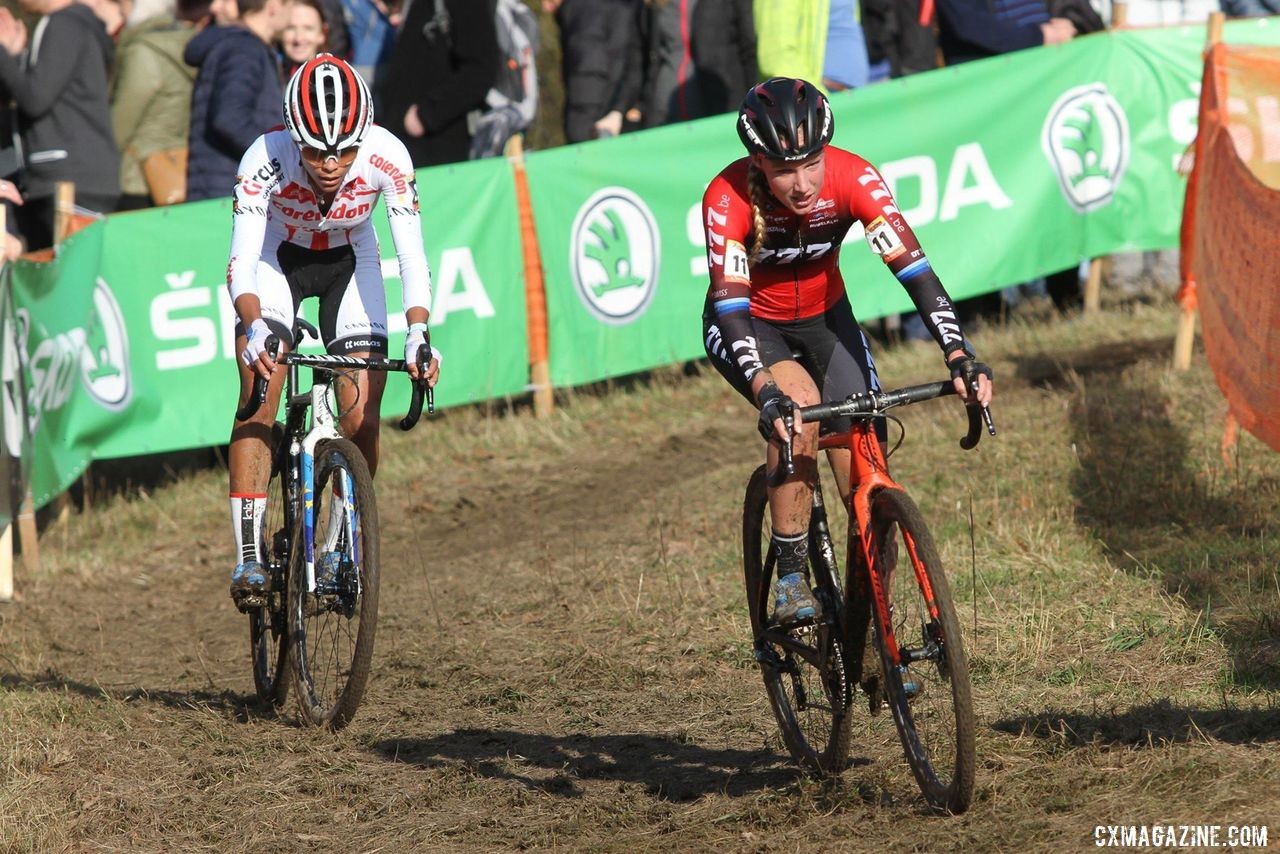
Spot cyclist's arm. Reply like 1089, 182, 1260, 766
851, 160, 973, 361
377, 131, 433, 323
226, 135, 279, 325
703, 177, 769, 397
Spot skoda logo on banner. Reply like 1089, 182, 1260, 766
81, 277, 131, 411
569, 187, 660, 325
1041, 83, 1130, 213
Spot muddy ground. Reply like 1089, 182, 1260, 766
2, 303, 1279, 851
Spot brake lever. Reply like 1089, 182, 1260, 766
781, 410, 796, 477
235, 334, 279, 422
419, 344, 435, 415
958, 376, 996, 450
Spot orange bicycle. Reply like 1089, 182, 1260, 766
742, 376, 993, 813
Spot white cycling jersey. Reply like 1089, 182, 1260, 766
226, 125, 432, 352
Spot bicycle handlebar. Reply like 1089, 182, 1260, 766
776, 378, 996, 477
234, 334, 434, 429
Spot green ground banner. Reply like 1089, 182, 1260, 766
11, 156, 526, 506
523, 19, 1280, 387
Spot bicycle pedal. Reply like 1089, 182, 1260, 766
770, 614, 818, 632
234, 591, 267, 613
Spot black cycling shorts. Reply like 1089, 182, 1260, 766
234, 241, 390, 356
702, 294, 881, 436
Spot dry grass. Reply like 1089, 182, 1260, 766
2, 297, 1279, 850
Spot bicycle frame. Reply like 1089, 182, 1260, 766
282, 363, 356, 597
818, 421, 938, 672
240, 341, 429, 598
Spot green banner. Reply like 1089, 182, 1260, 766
6, 225, 108, 507
524, 19, 1280, 388
12, 156, 526, 507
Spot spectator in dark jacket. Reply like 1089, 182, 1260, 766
184, 0, 287, 201
935, 0, 1074, 65
378, 0, 498, 168
0, 0, 121, 250
860, 0, 937, 79
640, 0, 754, 128
1222, 0, 1280, 14
545, 0, 640, 142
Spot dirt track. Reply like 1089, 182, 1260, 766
3, 319, 1280, 851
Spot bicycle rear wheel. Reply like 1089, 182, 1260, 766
743, 464, 852, 776
250, 422, 290, 710
869, 487, 975, 813
289, 437, 380, 729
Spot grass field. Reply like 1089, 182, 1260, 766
1, 297, 1278, 851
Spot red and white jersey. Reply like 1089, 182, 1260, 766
702, 146, 931, 322
226, 124, 432, 312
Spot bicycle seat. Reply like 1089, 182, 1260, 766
294, 317, 321, 344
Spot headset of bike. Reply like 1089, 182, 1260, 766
701, 77, 993, 627
226, 54, 440, 608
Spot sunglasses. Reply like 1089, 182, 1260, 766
300, 146, 359, 166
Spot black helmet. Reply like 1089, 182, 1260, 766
737, 77, 833, 161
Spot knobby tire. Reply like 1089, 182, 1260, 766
289, 438, 380, 729
743, 464, 852, 776
869, 487, 976, 813
250, 421, 290, 710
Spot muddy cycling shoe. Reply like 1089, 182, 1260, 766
314, 551, 351, 593
772, 572, 822, 628
865, 663, 922, 715
230, 561, 268, 612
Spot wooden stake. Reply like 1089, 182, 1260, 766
0, 522, 11, 602
1083, 258, 1103, 314
1208, 11, 1224, 45
1220, 410, 1239, 466
507, 134, 554, 418
53, 181, 75, 246
16, 489, 37, 573
1173, 305, 1196, 370
1172, 14, 1223, 371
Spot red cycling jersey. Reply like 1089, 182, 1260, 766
702, 146, 934, 323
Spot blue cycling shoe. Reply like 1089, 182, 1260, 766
772, 572, 821, 627
314, 551, 356, 593
230, 561, 268, 611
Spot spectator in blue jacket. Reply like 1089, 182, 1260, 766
1221, 0, 1280, 15
0, 0, 121, 250
184, 0, 288, 201
935, 0, 1075, 65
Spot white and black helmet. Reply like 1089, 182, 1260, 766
283, 54, 374, 154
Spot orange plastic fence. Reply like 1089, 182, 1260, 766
1181, 43, 1280, 451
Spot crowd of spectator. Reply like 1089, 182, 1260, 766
0, 0, 1237, 266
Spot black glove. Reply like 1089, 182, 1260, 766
756, 382, 794, 443
949, 356, 993, 393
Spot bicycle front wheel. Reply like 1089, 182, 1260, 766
250, 421, 290, 711
289, 438, 380, 729
743, 465, 852, 776
870, 487, 975, 813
